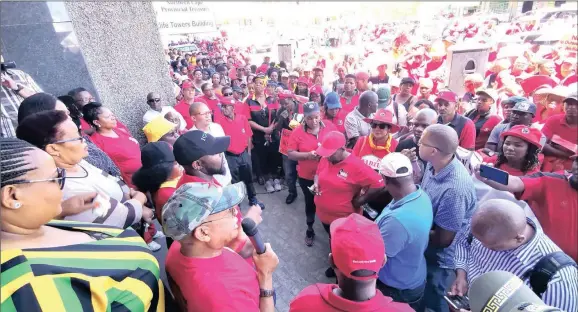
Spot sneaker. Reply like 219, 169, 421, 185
265, 179, 275, 193
147, 240, 162, 252
249, 197, 266, 210
325, 267, 336, 278
152, 230, 165, 239
273, 179, 282, 192
305, 229, 315, 247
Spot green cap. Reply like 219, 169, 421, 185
376, 87, 391, 108
161, 182, 246, 240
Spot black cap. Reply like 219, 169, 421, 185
400, 77, 415, 86
141, 142, 174, 169
173, 130, 230, 166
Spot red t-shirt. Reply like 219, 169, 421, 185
516, 173, 577, 261
80, 118, 91, 132
352, 135, 399, 171
314, 155, 384, 224
482, 155, 540, 177
541, 114, 578, 172
89, 129, 141, 188
174, 100, 194, 130
166, 243, 261, 311
153, 187, 176, 218
289, 283, 413, 312
340, 93, 360, 115
217, 114, 253, 154
470, 114, 503, 150
287, 124, 337, 180
322, 111, 347, 135
196, 95, 222, 119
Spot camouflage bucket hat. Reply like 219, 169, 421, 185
161, 182, 246, 240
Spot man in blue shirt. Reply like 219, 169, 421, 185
375, 153, 433, 310
418, 124, 477, 312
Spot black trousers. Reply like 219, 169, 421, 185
225, 150, 257, 200
298, 178, 316, 226
252, 140, 281, 177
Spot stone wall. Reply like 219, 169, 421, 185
65, 1, 174, 139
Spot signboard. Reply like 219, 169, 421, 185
560, 33, 578, 57
153, 2, 217, 37
279, 129, 292, 156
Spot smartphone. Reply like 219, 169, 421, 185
479, 164, 509, 185
444, 295, 470, 311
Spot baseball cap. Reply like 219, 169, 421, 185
379, 152, 413, 178
162, 182, 246, 240
435, 90, 458, 103
476, 88, 498, 102
330, 214, 385, 281
289, 71, 300, 78
232, 86, 243, 93
281, 72, 290, 78
324, 92, 341, 109
316, 131, 346, 157
564, 91, 578, 103
142, 116, 177, 143
303, 101, 320, 117
376, 87, 391, 106
220, 97, 236, 106
511, 101, 537, 115
502, 96, 527, 105
355, 71, 370, 81
418, 77, 433, 89
181, 81, 194, 90
141, 141, 175, 169
309, 85, 323, 95
278, 90, 295, 100
501, 125, 542, 149
400, 77, 415, 86
173, 130, 230, 166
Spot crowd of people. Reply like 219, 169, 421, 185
1, 7, 578, 312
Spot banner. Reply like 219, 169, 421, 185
279, 129, 292, 156
153, 2, 217, 36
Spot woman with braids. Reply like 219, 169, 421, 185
0, 137, 165, 311
16, 110, 153, 230
16, 92, 121, 177
482, 125, 542, 176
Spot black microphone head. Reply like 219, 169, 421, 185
241, 218, 258, 236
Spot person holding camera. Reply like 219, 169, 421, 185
1, 57, 42, 138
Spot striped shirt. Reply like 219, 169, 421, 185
421, 157, 477, 269
0, 69, 42, 138
455, 218, 578, 312
1, 220, 165, 311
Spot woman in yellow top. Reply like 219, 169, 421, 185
0, 138, 164, 312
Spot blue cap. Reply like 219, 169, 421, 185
303, 101, 320, 116
503, 96, 527, 105
512, 101, 537, 116
324, 92, 341, 109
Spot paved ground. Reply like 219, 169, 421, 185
152, 183, 332, 312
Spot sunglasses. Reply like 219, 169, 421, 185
147, 98, 161, 103
51, 136, 85, 144
10, 167, 67, 190
371, 123, 389, 129
223, 92, 233, 96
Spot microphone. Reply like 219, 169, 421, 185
241, 218, 266, 255
468, 271, 561, 312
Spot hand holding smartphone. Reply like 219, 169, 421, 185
444, 295, 470, 311
479, 164, 509, 185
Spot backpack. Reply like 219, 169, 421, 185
467, 234, 577, 297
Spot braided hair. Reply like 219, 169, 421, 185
0, 138, 37, 188
495, 141, 541, 174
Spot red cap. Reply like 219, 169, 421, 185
181, 81, 194, 90
363, 109, 400, 133
330, 214, 385, 281
500, 125, 542, 149
220, 97, 236, 106
309, 85, 323, 95
313, 66, 324, 72
256, 64, 268, 74
316, 131, 346, 157
297, 77, 310, 87
520, 75, 557, 95
435, 90, 458, 103
278, 90, 295, 100
355, 71, 370, 81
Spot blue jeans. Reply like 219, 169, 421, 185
282, 155, 297, 195
420, 263, 456, 312
377, 280, 425, 311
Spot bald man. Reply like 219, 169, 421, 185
189, 102, 232, 186
344, 90, 378, 148
417, 124, 476, 312
396, 108, 438, 178
451, 199, 577, 312
143, 92, 186, 131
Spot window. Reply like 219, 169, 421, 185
464, 60, 476, 74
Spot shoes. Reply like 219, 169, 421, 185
285, 193, 297, 204
265, 179, 275, 193
325, 267, 336, 278
152, 230, 166, 239
273, 179, 282, 192
249, 197, 266, 210
257, 176, 265, 185
305, 229, 315, 247
147, 241, 162, 252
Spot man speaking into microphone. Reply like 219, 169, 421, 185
163, 182, 279, 312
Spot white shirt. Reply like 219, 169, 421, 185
191, 123, 232, 186
142, 106, 187, 131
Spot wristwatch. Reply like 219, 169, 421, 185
259, 288, 275, 298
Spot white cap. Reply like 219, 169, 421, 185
289, 71, 300, 78
379, 153, 413, 178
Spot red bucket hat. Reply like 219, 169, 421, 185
520, 75, 557, 95
363, 109, 400, 133
500, 125, 542, 149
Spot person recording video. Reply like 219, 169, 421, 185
1, 56, 42, 138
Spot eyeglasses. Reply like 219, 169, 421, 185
418, 140, 439, 151
194, 111, 212, 116
9, 167, 67, 189
200, 207, 237, 225
147, 98, 161, 103
223, 92, 233, 96
51, 136, 85, 144
371, 123, 389, 130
